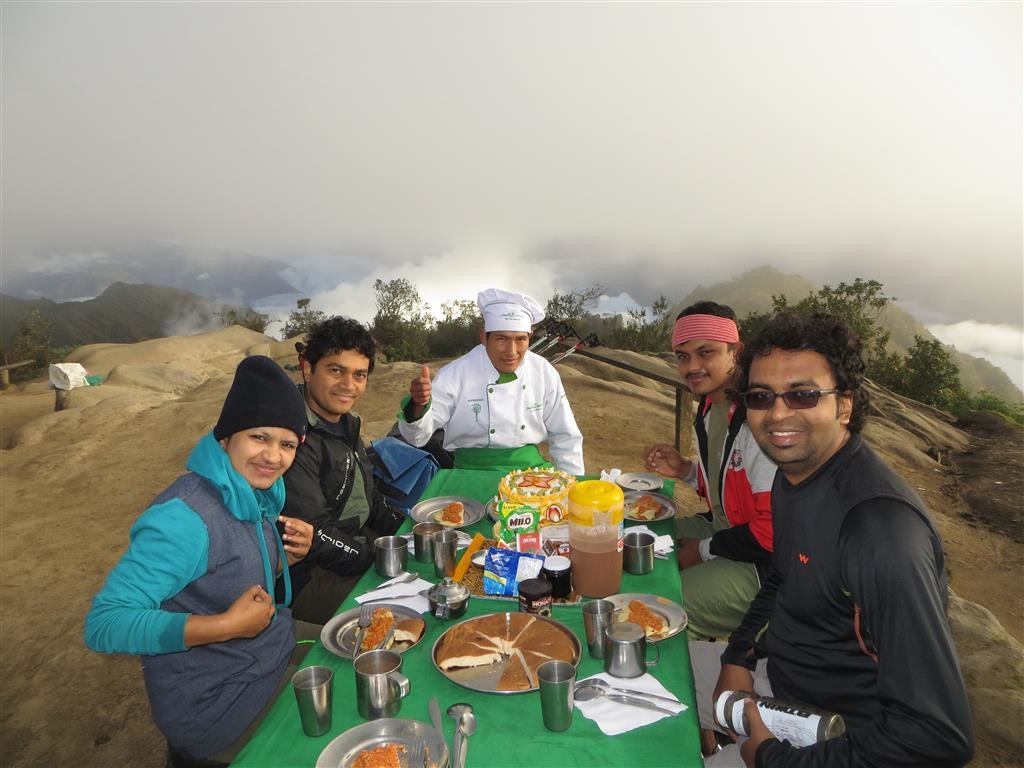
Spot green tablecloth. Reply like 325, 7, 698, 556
232, 469, 701, 768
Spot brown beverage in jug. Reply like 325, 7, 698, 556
568, 480, 624, 597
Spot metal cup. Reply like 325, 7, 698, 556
537, 659, 576, 732
623, 531, 655, 575
603, 621, 660, 678
291, 665, 334, 736
412, 522, 443, 563
353, 650, 411, 720
582, 599, 615, 659
374, 535, 408, 577
431, 529, 458, 578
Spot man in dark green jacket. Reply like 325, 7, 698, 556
283, 317, 404, 624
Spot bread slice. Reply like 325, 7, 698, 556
393, 616, 425, 645
436, 500, 465, 526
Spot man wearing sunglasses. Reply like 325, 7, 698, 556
643, 301, 778, 642
690, 312, 972, 767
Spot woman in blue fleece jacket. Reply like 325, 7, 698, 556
85, 356, 314, 765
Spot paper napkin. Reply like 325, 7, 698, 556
574, 672, 688, 735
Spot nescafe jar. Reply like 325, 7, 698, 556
518, 578, 553, 616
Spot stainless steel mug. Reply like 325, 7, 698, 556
431, 529, 459, 578
623, 531, 655, 575
603, 621, 660, 678
291, 665, 334, 736
374, 535, 408, 577
353, 650, 410, 720
412, 522, 443, 563
582, 599, 615, 659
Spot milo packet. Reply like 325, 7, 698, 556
496, 501, 542, 553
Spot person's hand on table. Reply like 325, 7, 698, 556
677, 537, 703, 569
643, 443, 692, 480
279, 515, 313, 565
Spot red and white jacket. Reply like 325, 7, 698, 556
690, 397, 776, 564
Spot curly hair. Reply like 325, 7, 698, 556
737, 311, 869, 433
302, 316, 377, 374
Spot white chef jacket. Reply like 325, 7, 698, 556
397, 345, 585, 475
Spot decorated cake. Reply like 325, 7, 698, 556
498, 468, 576, 524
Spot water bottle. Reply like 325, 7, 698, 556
714, 690, 846, 747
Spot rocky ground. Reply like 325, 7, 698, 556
0, 327, 1020, 766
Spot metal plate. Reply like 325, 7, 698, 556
431, 612, 581, 694
623, 491, 677, 522
410, 496, 485, 528
315, 718, 449, 768
484, 497, 500, 522
321, 604, 426, 660
617, 472, 665, 492
606, 592, 688, 640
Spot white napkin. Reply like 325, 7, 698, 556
400, 530, 473, 555
574, 672, 688, 735
626, 524, 675, 556
354, 575, 433, 615
600, 467, 623, 483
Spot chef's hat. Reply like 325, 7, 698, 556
477, 288, 545, 332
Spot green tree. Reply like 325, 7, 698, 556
372, 278, 432, 361
216, 306, 270, 334
281, 298, 327, 340
901, 335, 967, 412
608, 295, 673, 351
9, 309, 52, 366
545, 284, 605, 328
430, 298, 479, 357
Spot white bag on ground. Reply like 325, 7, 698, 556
49, 363, 89, 391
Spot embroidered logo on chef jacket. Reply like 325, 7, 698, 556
526, 402, 544, 413
469, 400, 483, 425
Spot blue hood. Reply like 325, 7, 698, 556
185, 432, 292, 605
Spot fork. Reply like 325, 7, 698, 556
353, 604, 373, 655
406, 739, 424, 768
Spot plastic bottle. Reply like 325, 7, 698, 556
567, 480, 624, 597
714, 690, 846, 747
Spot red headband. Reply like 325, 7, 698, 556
671, 315, 740, 348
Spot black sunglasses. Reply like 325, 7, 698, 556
742, 388, 843, 411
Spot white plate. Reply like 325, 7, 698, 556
410, 496, 485, 528
315, 718, 449, 768
623, 490, 677, 522
320, 603, 426, 659
617, 472, 665, 492
605, 592, 688, 640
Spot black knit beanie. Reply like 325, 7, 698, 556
213, 355, 307, 442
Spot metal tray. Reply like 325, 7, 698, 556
431, 612, 581, 694
606, 592, 688, 640
321, 603, 426, 660
623, 490, 677, 522
315, 718, 449, 768
410, 496, 485, 529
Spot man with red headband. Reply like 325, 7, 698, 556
643, 301, 777, 641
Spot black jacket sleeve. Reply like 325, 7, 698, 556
282, 438, 374, 576
754, 500, 974, 768
708, 523, 773, 564
720, 565, 782, 670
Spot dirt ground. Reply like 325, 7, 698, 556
0, 335, 1021, 767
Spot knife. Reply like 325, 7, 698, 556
602, 692, 680, 716
429, 696, 443, 737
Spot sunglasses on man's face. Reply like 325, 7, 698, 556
742, 388, 842, 411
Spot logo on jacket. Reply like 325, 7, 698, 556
729, 448, 744, 470
798, 553, 810, 565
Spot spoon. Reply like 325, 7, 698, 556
447, 702, 474, 768
574, 678, 681, 706
573, 683, 680, 715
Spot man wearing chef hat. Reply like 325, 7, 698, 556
396, 288, 585, 475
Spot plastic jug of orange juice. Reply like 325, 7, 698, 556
568, 480, 624, 597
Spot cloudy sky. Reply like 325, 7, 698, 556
2, 2, 1021, 387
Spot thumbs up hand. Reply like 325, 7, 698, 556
409, 364, 432, 411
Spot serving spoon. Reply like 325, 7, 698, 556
573, 682, 680, 715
